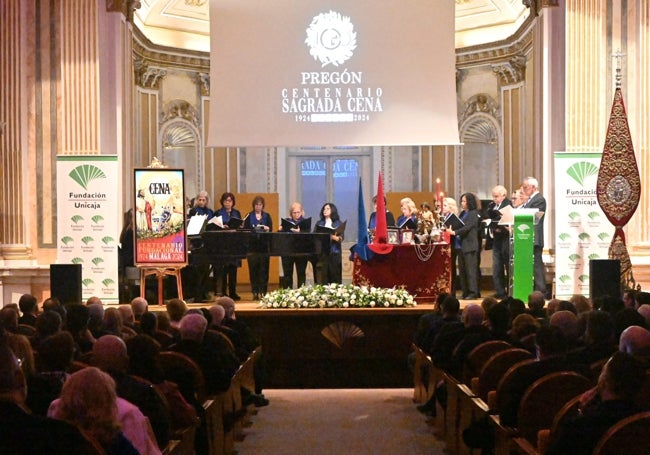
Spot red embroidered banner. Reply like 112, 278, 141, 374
596, 87, 641, 288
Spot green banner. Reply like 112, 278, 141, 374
512, 211, 535, 300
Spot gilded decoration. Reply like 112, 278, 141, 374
160, 100, 200, 128
609, 233, 636, 290
197, 72, 210, 96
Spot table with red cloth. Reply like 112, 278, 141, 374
352, 243, 451, 302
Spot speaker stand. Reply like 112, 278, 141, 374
140, 267, 184, 305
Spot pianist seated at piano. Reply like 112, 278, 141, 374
314, 203, 344, 285
244, 196, 273, 300
279, 202, 310, 289
214, 192, 243, 300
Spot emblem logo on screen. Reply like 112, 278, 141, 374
305, 10, 357, 67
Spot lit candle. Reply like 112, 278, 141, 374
436, 178, 441, 208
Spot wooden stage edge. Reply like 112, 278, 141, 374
116, 297, 492, 388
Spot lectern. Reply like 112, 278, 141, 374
499, 207, 539, 300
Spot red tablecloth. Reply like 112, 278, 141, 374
352, 244, 451, 302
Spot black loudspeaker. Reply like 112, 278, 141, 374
50, 264, 83, 305
589, 259, 621, 302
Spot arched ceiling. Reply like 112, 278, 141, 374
133, 0, 530, 53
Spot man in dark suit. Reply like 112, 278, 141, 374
521, 177, 547, 295
486, 185, 512, 298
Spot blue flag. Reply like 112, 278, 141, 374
350, 178, 374, 261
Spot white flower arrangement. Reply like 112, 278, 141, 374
259, 283, 417, 309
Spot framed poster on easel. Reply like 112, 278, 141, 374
134, 167, 187, 303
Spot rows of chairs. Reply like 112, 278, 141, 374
158, 346, 262, 455
413, 341, 650, 454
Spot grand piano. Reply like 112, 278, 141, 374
189, 230, 331, 262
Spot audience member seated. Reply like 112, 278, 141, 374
638, 304, 650, 328
526, 291, 547, 319
549, 310, 582, 350
119, 304, 141, 335
218, 296, 261, 355
26, 331, 74, 416
412, 292, 449, 350
545, 298, 561, 317
32, 310, 63, 349
547, 351, 647, 455
156, 311, 179, 340
165, 298, 187, 331
18, 294, 39, 326
209, 304, 248, 362
486, 303, 516, 344
497, 325, 581, 427
49, 367, 145, 455
614, 307, 647, 339
169, 313, 237, 395
86, 301, 105, 339
567, 310, 616, 368
448, 304, 493, 378
92, 335, 170, 448
635, 291, 650, 308
140, 312, 175, 348
594, 295, 625, 318
422, 295, 462, 356
506, 297, 527, 323
0, 308, 36, 379
569, 294, 592, 314
126, 334, 198, 430
509, 313, 540, 353
418, 304, 491, 416
618, 325, 650, 360
65, 304, 96, 356
213, 300, 269, 407
0, 338, 100, 454
100, 307, 135, 340
131, 297, 148, 323
42, 297, 67, 325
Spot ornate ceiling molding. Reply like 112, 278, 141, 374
492, 55, 527, 85
456, 14, 534, 69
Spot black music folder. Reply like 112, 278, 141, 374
315, 220, 347, 236
281, 217, 312, 232
443, 213, 464, 231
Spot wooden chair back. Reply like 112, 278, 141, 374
517, 371, 592, 445
593, 411, 650, 455
159, 351, 207, 405
463, 340, 511, 384
412, 343, 431, 403
476, 348, 533, 400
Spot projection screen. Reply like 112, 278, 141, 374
208, 0, 459, 147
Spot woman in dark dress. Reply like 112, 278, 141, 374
214, 192, 243, 299
447, 192, 480, 299
314, 203, 344, 284
244, 195, 273, 299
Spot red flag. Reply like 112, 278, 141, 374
369, 172, 393, 254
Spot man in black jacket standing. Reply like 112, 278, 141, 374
486, 185, 512, 298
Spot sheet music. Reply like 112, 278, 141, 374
187, 214, 208, 235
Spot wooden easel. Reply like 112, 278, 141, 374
140, 266, 184, 306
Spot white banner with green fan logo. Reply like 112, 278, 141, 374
553, 152, 611, 299
56, 155, 120, 303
